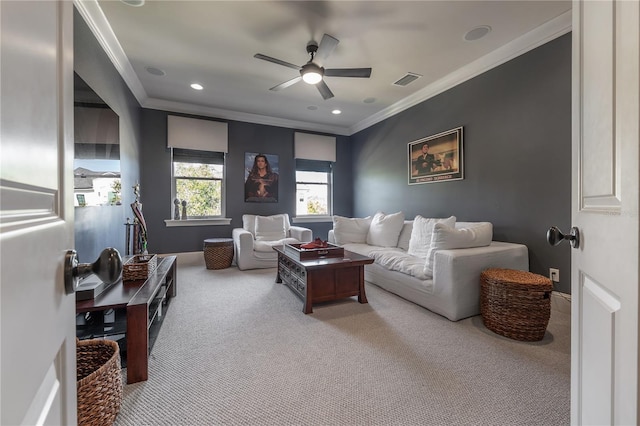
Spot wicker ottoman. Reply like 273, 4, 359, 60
480, 268, 553, 341
204, 238, 234, 270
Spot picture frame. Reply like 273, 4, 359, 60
408, 126, 463, 185
244, 152, 279, 203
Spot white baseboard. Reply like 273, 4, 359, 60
551, 291, 571, 315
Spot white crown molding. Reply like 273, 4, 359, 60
349, 10, 573, 135
143, 98, 351, 136
74, 0, 148, 103
76, 1, 570, 137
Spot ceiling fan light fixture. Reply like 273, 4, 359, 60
302, 72, 322, 85
301, 63, 323, 85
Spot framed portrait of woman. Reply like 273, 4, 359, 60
244, 152, 279, 202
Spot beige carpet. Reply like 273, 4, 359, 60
114, 260, 570, 426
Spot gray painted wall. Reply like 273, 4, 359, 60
74, 8, 571, 293
74, 9, 142, 261
139, 109, 352, 254
350, 34, 572, 293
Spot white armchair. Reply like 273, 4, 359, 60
232, 213, 313, 270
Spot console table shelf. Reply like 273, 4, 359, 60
76, 255, 177, 383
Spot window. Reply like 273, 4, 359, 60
295, 159, 332, 216
172, 148, 225, 217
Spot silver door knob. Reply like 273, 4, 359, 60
64, 248, 123, 294
547, 226, 580, 249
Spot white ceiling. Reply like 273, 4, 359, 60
77, 0, 571, 135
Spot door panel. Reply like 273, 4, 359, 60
572, 1, 639, 424
0, 1, 76, 424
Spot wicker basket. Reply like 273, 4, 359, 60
123, 254, 157, 281
480, 268, 553, 341
203, 238, 234, 270
77, 339, 122, 426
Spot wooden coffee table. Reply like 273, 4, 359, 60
273, 245, 374, 314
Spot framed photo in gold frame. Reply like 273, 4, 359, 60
408, 127, 463, 185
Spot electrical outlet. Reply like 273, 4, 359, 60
550, 268, 560, 282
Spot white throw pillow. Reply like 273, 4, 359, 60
407, 215, 456, 259
255, 215, 287, 241
366, 211, 405, 247
424, 222, 493, 277
396, 221, 413, 251
333, 215, 372, 245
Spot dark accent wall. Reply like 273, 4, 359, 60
350, 34, 572, 293
74, 7, 570, 293
140, 109, 352, 254
74, 8, 142, 261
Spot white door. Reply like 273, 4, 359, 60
571, 0, 639, 424
1, 1, 76, 424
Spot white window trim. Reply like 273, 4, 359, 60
292, 215, 332, 224
170, 148, 227, 220
164, 218, 231, 227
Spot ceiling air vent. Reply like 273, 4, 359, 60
393, 72, 422, 87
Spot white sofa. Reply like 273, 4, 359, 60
233, 213, 313, 270
328, 212, 529, 321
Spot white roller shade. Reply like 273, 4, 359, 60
167, 115, 228, 153
294, 132, 336, 162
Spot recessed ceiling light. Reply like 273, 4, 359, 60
146, 66, 165, 76
464, 25, 492, 41
120, 0, 145, 6
331, 109, 342, 115
363, 97, 376, 104
190, 83, 203, 90
307, 106, 318, 111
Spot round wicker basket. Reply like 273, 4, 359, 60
77, 339, 122, 426
480, 268, 553, 341
203, 238, 234, 270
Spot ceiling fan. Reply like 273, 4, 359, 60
254, 33, 372, 100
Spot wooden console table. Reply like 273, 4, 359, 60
273, 246, 373, 314
76, 255, 177, 383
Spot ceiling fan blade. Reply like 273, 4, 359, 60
314, 34, 339, 66
270, 76, 302, 91
254, 53, 300, 70
316, 80, 334, 100
324, 68, 372, 78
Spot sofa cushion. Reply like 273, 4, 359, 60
372, 250, 430, 280
397, 221, 413, 251
341, 243, 389, 258
424, 222, 493, 277
366, 211, 405, 247
407, 215, 457, 259
255, 215, 287, 241
333, 215, 372, 245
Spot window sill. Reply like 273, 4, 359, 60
292, 215, 333, 224
164, 218, 232, 227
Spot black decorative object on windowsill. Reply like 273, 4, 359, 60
173, 198, 181, 220
181, 200, 187, 220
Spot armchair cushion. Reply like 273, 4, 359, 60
243, 213, 290, 237
254, 238, 299, 253
255, 215, 286, 241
